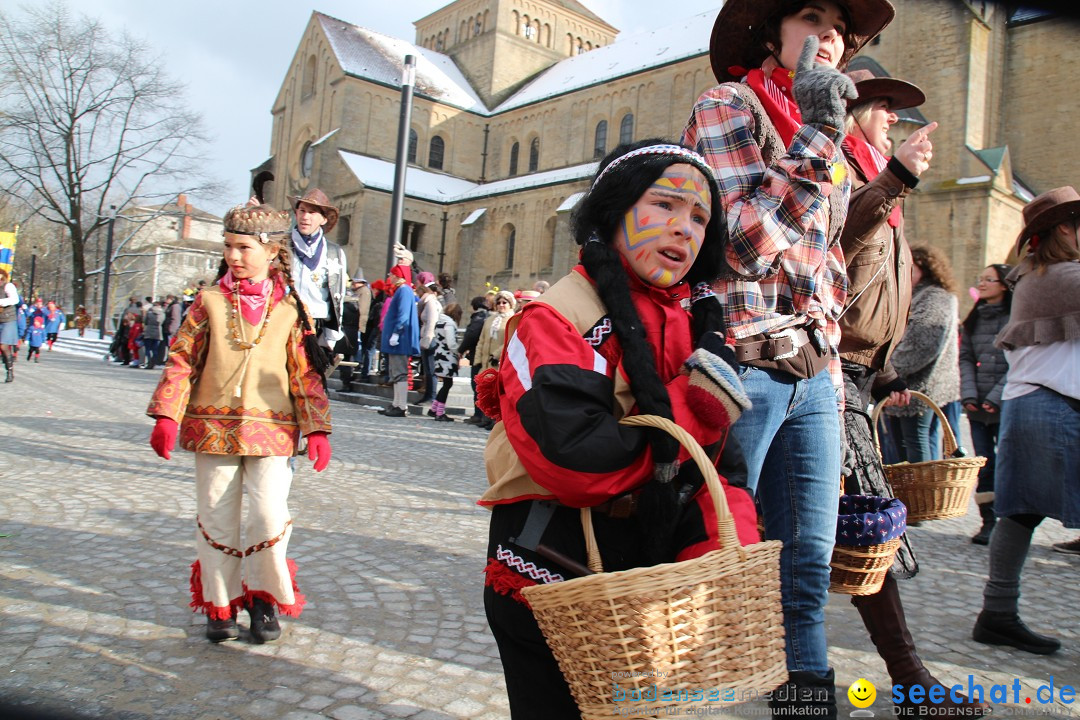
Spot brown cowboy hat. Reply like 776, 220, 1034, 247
1016, 186, 1080, 251
289, 188, 339, 233
710, 0, 895, 83
846, 68, 924, 110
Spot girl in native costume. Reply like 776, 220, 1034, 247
480, 140, 758, 719
147, 204, 332, 643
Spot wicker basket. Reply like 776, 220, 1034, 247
829, 495, 906, 595
871, 391, 985, 522
831, 539, 902, 595
519, 415, 787, 720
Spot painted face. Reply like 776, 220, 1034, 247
614, 163, 712, 288
223, 233, 278, 283
855, 98, 899, 153
295, 202, 328, 236
975, 267, 1006, 303
774, 1, 848, 71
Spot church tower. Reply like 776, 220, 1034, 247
414, 0, 617, 108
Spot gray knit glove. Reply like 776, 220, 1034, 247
791, 36, 857, 135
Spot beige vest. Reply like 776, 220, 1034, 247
480, 271, 635, 506
188, 289, 300, 419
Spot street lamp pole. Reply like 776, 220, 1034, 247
98, 206, 116, 340
386, 54, 416, 278
27, 253, 36, 302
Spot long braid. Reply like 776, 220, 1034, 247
580, 240, 681, 563
275, 243, 330, 378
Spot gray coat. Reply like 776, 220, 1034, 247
885, 283, 960, 417
142, 305, 165, 341
958, 302, 1010, 424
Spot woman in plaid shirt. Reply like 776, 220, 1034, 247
683, 0, 894, 715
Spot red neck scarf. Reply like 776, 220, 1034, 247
843, 134, 902, 228
745, 66, 802, 147
219, 271, 283, 325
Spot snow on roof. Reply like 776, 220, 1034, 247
453, 162, 597, 202
557, 192, 586, 212
338, 151, 477, 202
338, 150, 596, 204
312, 128, 340, 147
316, 12, 486, 113
493, 10, 715, 112
461, 208, 486, 226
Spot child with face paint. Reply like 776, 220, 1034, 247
479, 140, 758, 720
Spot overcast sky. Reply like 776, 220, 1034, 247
51, 0, 722, 215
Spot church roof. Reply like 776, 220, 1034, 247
493, 10, 713, 112
315, 12, 486, 113
550, 0, 617, 30
338, 150, 595, 204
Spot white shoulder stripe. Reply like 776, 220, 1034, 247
506, 331, 532, 391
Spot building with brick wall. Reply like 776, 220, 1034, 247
257, 0, 1078, 305
107, 195, 222, 325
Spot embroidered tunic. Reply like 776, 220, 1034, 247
147, 288, 331, 456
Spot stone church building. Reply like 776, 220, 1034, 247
254, 0, 1078, 303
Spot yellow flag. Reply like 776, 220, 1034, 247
0, 231, 16, 275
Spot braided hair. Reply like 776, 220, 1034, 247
572, 139, 727, 560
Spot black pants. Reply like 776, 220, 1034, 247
436, 377, 453, 403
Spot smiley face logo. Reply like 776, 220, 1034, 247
847, 678, 876, 709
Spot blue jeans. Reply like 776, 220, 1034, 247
353, 331, 370, 378
725, 365, 840, 674
895, 410, 935, 463
968, 418, 999, 497
929, 400, 963, 457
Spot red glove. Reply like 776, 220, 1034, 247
306, 432, 331, 472
150, 417, 178, 460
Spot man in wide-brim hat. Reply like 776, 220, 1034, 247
288, 188, 347, 349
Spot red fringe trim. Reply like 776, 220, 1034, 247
241, 557, 306, 617
484, 558, 535, 608
188, 560, 244, 620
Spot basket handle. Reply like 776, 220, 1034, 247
579, 414, 746, 574
870, 390, 958, 457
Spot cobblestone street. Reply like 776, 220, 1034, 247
1, 352, 1077, 719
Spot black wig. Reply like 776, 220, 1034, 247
571, 138, 728, 560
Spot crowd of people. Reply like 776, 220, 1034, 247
0, 278, 77, 382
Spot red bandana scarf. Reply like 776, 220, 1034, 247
843, 134, 902, 228
745, 67, 802, 147
219, 271, 284, 325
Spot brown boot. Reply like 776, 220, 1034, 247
852, 574, 991, 716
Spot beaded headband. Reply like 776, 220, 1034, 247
223, 205, 291, 244
592, 144, 717, 189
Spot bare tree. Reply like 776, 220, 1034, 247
0, 1, 216, 308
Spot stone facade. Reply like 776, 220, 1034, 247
259, 0, 1078, 307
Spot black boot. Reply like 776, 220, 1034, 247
768, 668, 836, 719
973, 610, 1060, 655
972, 503, 996, 545
853, 574, 991, 715
248, 597, 282, 643
2, 353, 11, 383
206, 614, 238, 643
